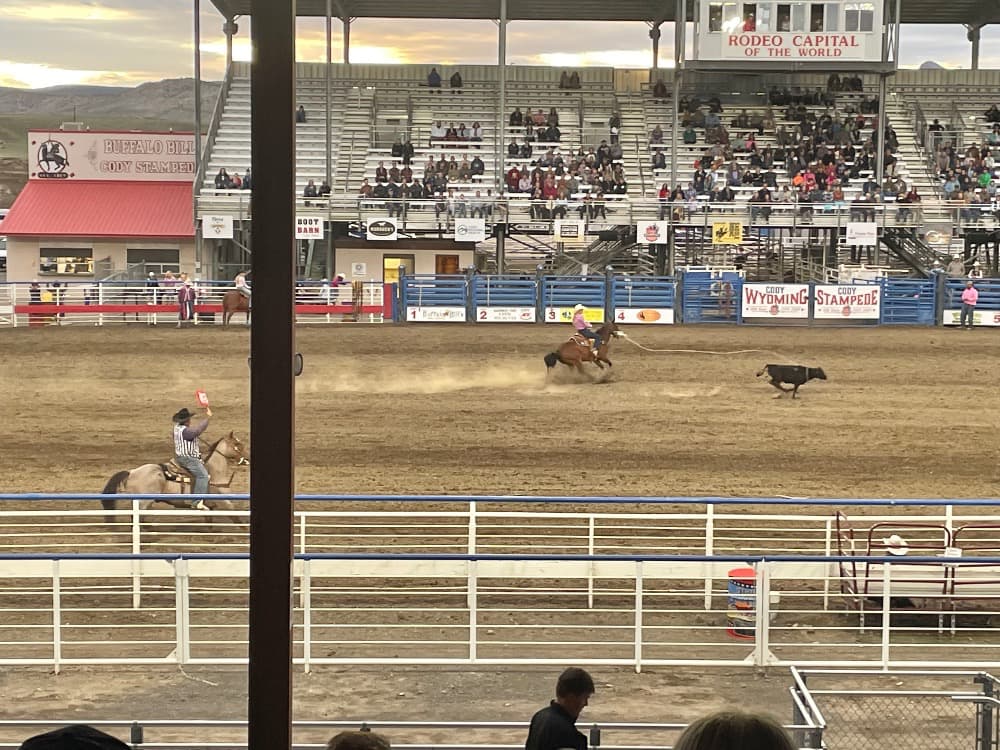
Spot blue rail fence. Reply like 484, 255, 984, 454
395, 272, 992, 327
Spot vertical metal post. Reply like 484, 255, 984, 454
650, 23, 661, 69
225, 17, 234, 70
325, 0, 332, 188
302, 559, 312, 673
249, 0, 296, 748
670, 3, 684, 189
703, 504, 714, 610
495, 224, 506, 274
193, 0, 204, 276
881, 562, 892, 667
132, 499, 142, 609
970, 25, 982, 70
52, 560, 61, 674
342, 17, 350, 64
875, 74, 887, 188
497, 0, 508, 195
468, 500, 478, 555
634, 561, 644, 673
587, 516, 595, 609
174, 558, 191, 664
468, 560, 478, 662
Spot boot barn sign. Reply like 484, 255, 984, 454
723, 33, 866, 59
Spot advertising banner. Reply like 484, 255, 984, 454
406, 306, 466, 322
544, 307, 605, 324
942, 309, 1000, 326
454, 218, 486, 242
295, 216, 324, 239
846, 222, 878, 246
476, 306, 536, 323
722, 33, 867, 60
741, 283, 809, 318
615, 308, 674, 324
712, 221, 744, 245
29, 130, 196, 181
202, 215, 234, 239
636, 221, 670, 245
813, 285, 881, 319
366, 218, 398, 241
554, 220, 585, 241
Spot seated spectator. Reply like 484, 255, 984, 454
241, 168, 252, 190
358, 178, 372, 198
427, 67, 442, 92
559, 70, 571, 89
391, 139, 404, 159
295, 105, 306, 123
318, 179, 331, 198
429, 120, 446, 141
507, 140, 519, 157
458, 158, 472, 180
214, 167, 231, 190
401, 139, 414, 165
389, 162, 401, 183
672, 710, 795, 750
652, 149, 666, 170
518, 172, 532, 193
509, 107, 523, 126
371, 180, 388, 208
470, 155, 484, 177
569, 71, 581, 89
750, 186, 772, 222
609, 141, 623, 161
387, 181, 403, 217
652, 79, 668, 99
987, 104, 1000, 124
470, 121, 483, 142
552, 188, 569, 219
548, 107, 559, 126
400, 163, 413, 182
683, 125, 698, 145
519, 139, 533, 159
375, 161, 388, 183
445, 122, 459, 140
326, 730, 391, 750
650, 124, 664, 144
449, 71, 463, 93
303, 179, 318, 205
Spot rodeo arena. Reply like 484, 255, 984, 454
9, 0, 1000, 749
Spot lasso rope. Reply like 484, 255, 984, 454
617, 333, 789, 361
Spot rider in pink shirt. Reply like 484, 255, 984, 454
572, 304, 601, 355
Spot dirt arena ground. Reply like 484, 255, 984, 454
0, 322, 996, 745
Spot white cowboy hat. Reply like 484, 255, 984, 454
883, 534, 909, 555
574, 304, 585, 311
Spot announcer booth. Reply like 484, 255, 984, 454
1, 130, 199, 283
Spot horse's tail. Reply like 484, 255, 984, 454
100, 470, 129, 522
544, 352, 559, 369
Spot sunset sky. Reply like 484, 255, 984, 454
1, 1, 999, 89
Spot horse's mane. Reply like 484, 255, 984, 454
205, 435, 224, 455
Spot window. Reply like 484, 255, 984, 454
825, 2, 839, 30
39, 248, 92, 275
810, 4, 824, 31
709, 2, 724, 31
845, 2, 874, 31
126, 248, 180, 274
742, 3, 757, 30
721, 2, 741, 32
756, 3, 773, 30
791, 2, 807, 31
776, 3, 791, 30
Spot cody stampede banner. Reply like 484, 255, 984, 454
813, 285, 881, 319
29, 130, 197, 181
741, 283, 809, 319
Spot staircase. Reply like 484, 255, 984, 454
551, 234, 648, 275
880, 227, 946, 277
884, 93, 940, 204
336, 87, 374, 193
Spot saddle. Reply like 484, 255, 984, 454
160, 461, 233, 488
569, 333, 590, 348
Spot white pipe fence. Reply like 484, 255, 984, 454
2, 552, 1000, 673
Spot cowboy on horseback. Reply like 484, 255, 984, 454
572, 304, 601, 357
234, 271, 251, 300
173, 406, 213, 510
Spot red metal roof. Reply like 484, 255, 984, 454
0, 181, 194, 238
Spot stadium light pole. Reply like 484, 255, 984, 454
248, 1, 297, 749
326, 0, 332, 189
193, 0, 203, 277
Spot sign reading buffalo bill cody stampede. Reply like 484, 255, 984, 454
29, 130, 197, 181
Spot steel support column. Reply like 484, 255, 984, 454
343, 17, 351, 64
875, 73, 887, 188
326, 0, 332, 187
670, 3, 684, 188
969, 25, 983, 70
497, 0, 508, 195
248, 1, 296, 749
225, 17, 234, 69
194, 0, 203, 276
495, 224, 506, 273
650, 23, 662, 70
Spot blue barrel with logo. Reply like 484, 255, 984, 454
726, 567, 757, 640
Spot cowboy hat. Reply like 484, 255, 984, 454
883, 534, 909, 555
173, 407, 194, 423
20, 724, 130, 750
574, 304, 585, 311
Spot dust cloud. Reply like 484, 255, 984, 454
311, 364, 547, 394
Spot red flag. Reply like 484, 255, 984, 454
195, 389, 210, 407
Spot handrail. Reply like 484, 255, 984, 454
195, 61, 234, 196
344, 130, 356, 192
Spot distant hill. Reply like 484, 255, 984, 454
0, 77, 221, 208
919, 61, 946, 70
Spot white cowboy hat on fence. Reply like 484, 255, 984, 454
883, 534, 909, 555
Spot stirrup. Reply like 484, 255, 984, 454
194, 500, 208, 511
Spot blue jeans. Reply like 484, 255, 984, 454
579, 328, 602, 350
961, 303, 976, 328
176, 455, 210, 499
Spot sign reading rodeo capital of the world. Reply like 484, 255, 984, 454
29, 130, 197, 181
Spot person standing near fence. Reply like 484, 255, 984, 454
960, 279, 978, 330
524, 667, 595, 750
177, 279, 195, 328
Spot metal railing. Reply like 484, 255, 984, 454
195, 61, 235, 199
